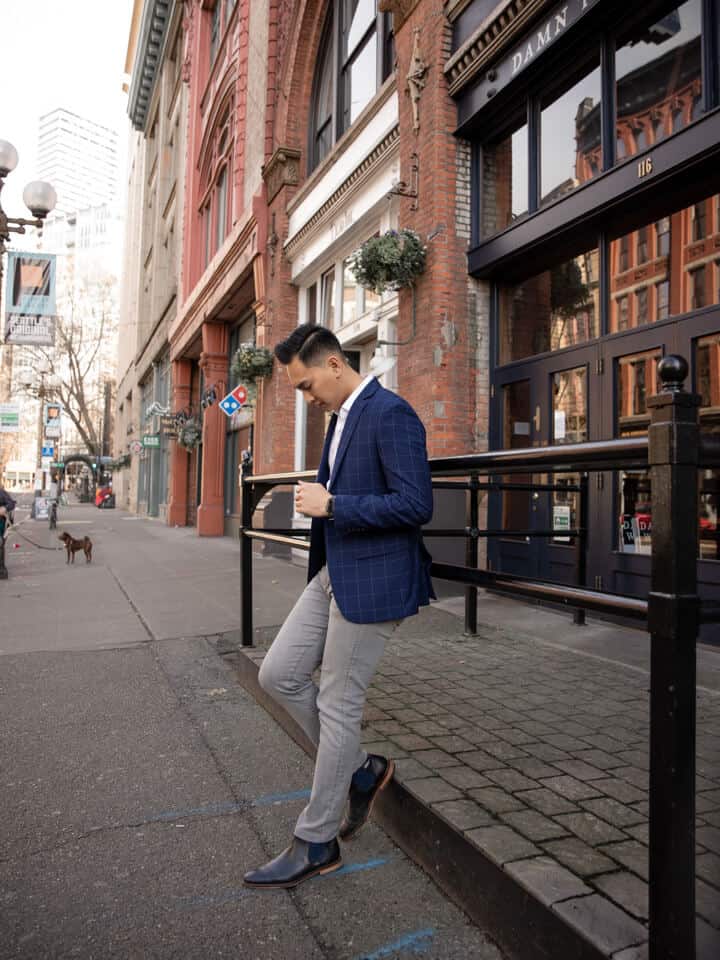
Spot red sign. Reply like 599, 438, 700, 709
231, 385, 248, 405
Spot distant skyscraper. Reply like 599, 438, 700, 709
37, 108, 119, 216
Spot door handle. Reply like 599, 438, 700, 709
533, 405, 541, 431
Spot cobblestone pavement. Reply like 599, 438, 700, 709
244, 600, 720, 960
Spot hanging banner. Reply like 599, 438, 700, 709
3, 251, 57, 345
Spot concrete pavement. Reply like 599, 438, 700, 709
0, 498, 504, 960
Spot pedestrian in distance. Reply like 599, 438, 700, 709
0, 484, 17, 526
244, 324, 434, 890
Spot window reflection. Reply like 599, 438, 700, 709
615, 0, 702, 162
482, 122, 528, 237
696, 333, 720, 559
499, 250, 599, 363
541, 61, 601, 204
616, 350, 661, 554
609, 192, 720, 332
502, 380, 531, 534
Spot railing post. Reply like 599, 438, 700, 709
647, 355, 699, 960
240, 474, 254, 647
573, 474, 588, 625
464, 473, 479, 636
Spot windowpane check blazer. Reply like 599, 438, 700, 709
308, 377, 435, 623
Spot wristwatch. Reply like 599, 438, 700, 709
325, 494, 334, 518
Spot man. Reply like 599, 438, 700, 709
0, 484, 16, 526
244, 324, 434, 889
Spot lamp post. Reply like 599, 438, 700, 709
0, 139, 56, 513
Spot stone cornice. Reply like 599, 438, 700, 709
284, 127, 399, 260
444, 0, 546, 97
262, 147, 301, 203
128, 0, 174, 131
170, 213, 259, 359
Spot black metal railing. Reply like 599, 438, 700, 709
240, 355, 713, 960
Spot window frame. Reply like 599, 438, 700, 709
308, 1, 394, 174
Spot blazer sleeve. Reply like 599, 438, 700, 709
331, 402, 433, 532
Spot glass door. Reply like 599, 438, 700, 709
490, 346, 598, 583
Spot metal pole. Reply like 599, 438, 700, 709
573, 474, 588, 625
647, 355, 699, 960
464, 473, 479, 636
240, 472, 254, 647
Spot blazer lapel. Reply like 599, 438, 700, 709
316, 413, 337, 486
328, 379, 379, 489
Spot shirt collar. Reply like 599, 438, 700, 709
338, 374, 375, 418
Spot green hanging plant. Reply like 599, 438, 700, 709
176, 417, 202, 450
231, 343, 274, 382
349, 228, 426, 295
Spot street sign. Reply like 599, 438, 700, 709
130, 440, 143, 454
219, 385, 248, 418
0, 403, 20, 433
142, 434, 160, 448
51, 461, 64, 468
42, 444, 54, 458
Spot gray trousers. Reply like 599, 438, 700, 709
258, 566, 400, 842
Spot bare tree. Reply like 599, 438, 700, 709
20, 274, 118, 455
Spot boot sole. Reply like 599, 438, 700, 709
340, 758, 395, 842
243, 858, 342, 889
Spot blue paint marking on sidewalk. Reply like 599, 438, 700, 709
354, 928, 435, 959
327, 856, 394, 878
251, 788, 311, 806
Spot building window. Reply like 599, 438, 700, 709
215, 166, 228, 249
637, 227, 648, 265
656, 217, 671, 257
616, 295, 629, 331
615, 0, 702, 162
482, 119, 528, 237
692, 201, 707, 241
691, 266, 706, 309
321, 267, 336, 327
540, 59, 602, 205
308, 1, 394, 173
203, 201, 212, 266
657, 280, 670, 320
210, 1, 222, 62
636, 287, 649, 326
619, 234, 630, 272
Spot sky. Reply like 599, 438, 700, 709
0, 0, 134, 214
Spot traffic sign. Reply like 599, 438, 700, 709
51, 461, 64, 469
42, 444, 54, 457
142, 434, 161, 448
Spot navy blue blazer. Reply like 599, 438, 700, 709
308, 378, 434, 623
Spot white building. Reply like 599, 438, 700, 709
37, 108, 120, 216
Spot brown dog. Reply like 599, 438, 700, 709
59, 531, 93, 564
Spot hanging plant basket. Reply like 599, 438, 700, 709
348, 228, 426, 295
231, 343, 274, 382
176, 417, 202, 450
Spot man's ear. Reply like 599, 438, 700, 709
327, 354, 343, 376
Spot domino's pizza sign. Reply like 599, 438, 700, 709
219, 385, 248, 417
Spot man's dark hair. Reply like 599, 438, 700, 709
274, 324, 346, 366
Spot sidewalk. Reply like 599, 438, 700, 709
0, 501, 504, 960
230, 550, 720, 960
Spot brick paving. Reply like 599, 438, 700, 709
243, 600, 720, 959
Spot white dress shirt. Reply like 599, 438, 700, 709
327, 374, 375, 485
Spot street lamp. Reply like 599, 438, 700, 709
0, 139, 56, 509
0, 137, 57, 318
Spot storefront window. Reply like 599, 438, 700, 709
498, 249, 599, 363
697, 333, 720, 559
617, 349, 661, 554
541, 60, 601, 204
502, 380, 531, 533
610, 193, 720, 332
482, 121, 528, 237
615, 0, 702, 163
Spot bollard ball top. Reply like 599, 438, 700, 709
657, 355, 688, 392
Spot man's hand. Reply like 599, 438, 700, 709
295, 481, 331, 518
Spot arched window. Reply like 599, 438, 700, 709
309, 0, 394, 172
